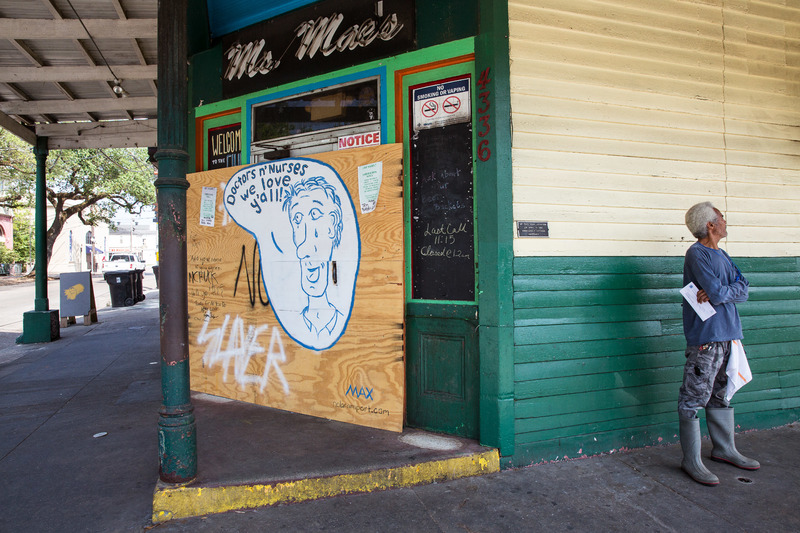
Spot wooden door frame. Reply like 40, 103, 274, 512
397, 56, 480, 438
393, 54, 475, 142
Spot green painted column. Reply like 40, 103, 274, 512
155, 0, 197, 484
33, 137, 49, 311
475, 0, 515, 457
18, 136, 59, 344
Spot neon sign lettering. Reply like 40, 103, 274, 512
224, 11, 404, 82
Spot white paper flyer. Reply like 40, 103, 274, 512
680, 282, 717, 322
357, 162, 383, 214
199, 186, 218, 227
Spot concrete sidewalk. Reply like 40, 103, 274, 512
158, 424, 800, 532
1, 290, 798, 532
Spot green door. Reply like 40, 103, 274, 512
402, 62, 479, 438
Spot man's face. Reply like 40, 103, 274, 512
710, 208, 728, 240
289, 188, 337, 298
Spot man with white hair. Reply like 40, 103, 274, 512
678, 201, 759, 485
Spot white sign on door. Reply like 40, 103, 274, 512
412, 77, 471, 132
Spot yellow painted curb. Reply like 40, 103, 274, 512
153, 449, 499, 523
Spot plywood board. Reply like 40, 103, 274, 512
187, 144, 404, 432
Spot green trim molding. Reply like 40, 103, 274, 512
511, 256, 800, 466
189, 38, 477, 170
474, 0, 515, 458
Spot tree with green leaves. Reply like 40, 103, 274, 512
0, 128, 156, 264
13, 209, 34, 264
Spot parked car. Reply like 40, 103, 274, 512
101, 253, 146, 273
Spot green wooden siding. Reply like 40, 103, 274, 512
511, 256, 800, 466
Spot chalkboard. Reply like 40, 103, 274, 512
410, 121, 475, 300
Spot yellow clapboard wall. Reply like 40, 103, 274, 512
186, 144, 405, 432
509, 0, 800, 257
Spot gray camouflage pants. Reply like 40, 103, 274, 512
678, 341, 731, 419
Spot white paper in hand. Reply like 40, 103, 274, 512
680, 282, 716, 322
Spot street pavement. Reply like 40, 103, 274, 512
0, 278, 798, 532
0, 273, 117, 352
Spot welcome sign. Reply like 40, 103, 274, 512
186, 144, 404, 432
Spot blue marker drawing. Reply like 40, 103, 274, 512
270, 232, 282, 254
224, 158, 360, 351
282, 176, 345, 341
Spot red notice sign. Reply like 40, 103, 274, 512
338, 131, 381, 150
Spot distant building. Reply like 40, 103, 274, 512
0, 207, 11, 251
47, 207, 159, 274
46, 204, 109, 275
106, 207, 158, 266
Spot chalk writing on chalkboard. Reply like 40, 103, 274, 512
410, 118, 475, 301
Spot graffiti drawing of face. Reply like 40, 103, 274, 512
224, 159, 360, 351
283, 176, 347, 341
286, 180, 343, 299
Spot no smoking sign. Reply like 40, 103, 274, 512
411, 77, 471, 131
443, 95, 461, 114
421, 100, 438, 117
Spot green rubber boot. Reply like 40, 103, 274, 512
706, 407, 760, 470
680, 415, 719, 485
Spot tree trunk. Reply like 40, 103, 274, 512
45, 212, 67, 266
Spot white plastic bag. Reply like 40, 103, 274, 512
725, 339, 752, 401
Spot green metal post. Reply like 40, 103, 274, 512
34, 137, 49, 311
18, 136, 59, 344
155, 0, 197, 484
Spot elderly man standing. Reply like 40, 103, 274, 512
679, 201, 759, 485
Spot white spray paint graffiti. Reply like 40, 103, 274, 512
197, 312, 289, 395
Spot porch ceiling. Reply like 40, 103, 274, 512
0, 0, 319, 150
0, 0, 157, 149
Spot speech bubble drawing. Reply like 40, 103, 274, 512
224, 158, 360, 351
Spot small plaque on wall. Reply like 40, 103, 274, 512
517, 221, 549, 238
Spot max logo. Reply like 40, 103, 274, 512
345, 385, 374, 400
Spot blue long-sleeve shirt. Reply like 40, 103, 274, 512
683, 242, 749, 346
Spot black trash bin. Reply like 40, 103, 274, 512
104, 270, 136, 307
152, 265, 159, 288
133, 269, 146, 302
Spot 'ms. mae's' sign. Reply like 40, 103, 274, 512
222, 0, 415, 98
